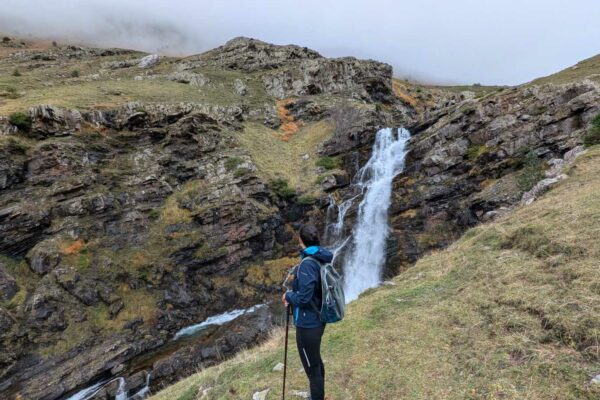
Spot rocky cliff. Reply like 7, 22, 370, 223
0, 36, 411, 400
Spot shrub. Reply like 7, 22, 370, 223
517, 151, 545, 192
70, 69, 80, 78
52, 41, 58, 47
12, 69, 21, 77
2, 36, 10, 43
269, 178, 296, 199
315, 156, 341, 170
465, 145, 487, 161
583, 114, 600, 147
8, 112, 32, 132
298, 194, 317, 205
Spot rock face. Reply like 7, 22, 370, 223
262, 57, 395, 102
383, 81, 600, 272
0, 102, 299, 399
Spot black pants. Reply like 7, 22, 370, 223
296, 325, 325, 400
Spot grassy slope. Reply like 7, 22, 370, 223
151, 148, 600, 400
238, 120, 333, 193
529, 54, 600, 86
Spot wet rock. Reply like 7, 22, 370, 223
320, 172, 350, 192
138, 54, 160, 69
151, 306, 272, 384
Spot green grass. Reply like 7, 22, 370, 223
315, 156, 341, 170
151, 147, 600, 400
237, 120, 334, 192
0, 51, 273, 114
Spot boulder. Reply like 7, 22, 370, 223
26, 239, 61, 275
29, 104, 82, 137
233, 78, 247, 96
138, 54, 160, 69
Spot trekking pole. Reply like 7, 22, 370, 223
282, 304, 291, 400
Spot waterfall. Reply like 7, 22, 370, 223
326, 127, 411, 302
115, 378, 127, 400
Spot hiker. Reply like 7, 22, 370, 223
282, 224, 333, 400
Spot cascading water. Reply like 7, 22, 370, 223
325, 127, 411, 302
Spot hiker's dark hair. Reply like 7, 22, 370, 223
299, 224, 320, 247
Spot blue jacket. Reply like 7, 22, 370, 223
285, 246, 333, 328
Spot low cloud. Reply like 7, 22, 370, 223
1, 0, 600, 85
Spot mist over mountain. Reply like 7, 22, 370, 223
2, 0, 600, 85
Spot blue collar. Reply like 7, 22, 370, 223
301, 246, 320, 258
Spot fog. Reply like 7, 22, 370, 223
1, 0, 600, 85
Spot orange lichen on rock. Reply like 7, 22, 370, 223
62, 239, 84, 255
277, 99, 304, 141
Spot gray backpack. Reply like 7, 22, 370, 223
305, 257, 346, 323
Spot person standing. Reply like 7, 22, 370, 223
283, 224, 333, 400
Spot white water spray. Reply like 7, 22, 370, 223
334, 127, 411, 302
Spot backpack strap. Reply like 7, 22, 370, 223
302, 256, 323, 319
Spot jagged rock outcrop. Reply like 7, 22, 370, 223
384, 80, 600, 272
262, 57, 395, 102
186, 37, 322, 71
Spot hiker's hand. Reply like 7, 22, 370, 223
282, 293, 288, 307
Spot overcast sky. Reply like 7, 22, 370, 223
1, 0, 599, 85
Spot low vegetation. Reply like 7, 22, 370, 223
516, 150, 545, 191
583, 114, 600, 147
315, 156, 341, 170
269, 178, 296, 199
151, 147, 600, 400
8, 111, 32, 132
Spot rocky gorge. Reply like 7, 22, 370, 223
1, 36, 599, 400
